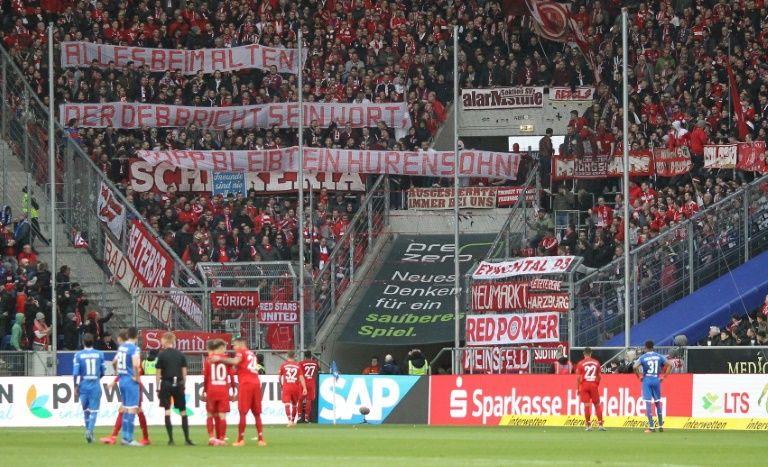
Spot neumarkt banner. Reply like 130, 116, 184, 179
339, 234, 494, 345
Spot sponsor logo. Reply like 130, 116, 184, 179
26, 385, 52, 419
317, 375, 419, 424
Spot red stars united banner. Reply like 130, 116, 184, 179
60, 42, 306, 75
59, 102, 412, 130
137, 147, 522, 180
465, 312, 560, 345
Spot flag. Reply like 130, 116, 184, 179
331, 360, 339, 380
726, 59, 749, 141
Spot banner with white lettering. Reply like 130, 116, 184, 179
462, 347, 531, 374
552, 151, 654, 180
258, 301, 300, 324
461, 87, 544, 110
211, 291, 259, 310
140, 330, 231, 352
97, 181, 126, 239
246, 172, 366, 193
212, 172, 246, 196
59, 102, 412, 130
465, 312, 560, 345
137, 148, 521, 180
129, 160, 211, 193
60, 41, 305, 75
549, 87, 595, 101
407, 187, 496, 210
704, 144, 738, 169
736, 141, 767, 173
573, 153, 610, 178
471, 282, 529, 312
473, 256, 575, 280
127, 220, 173, 288
496, 186, 537, 207
653, 147, 692, 177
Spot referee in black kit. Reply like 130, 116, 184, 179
155, 332, 194, 445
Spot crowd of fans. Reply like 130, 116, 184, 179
699, 295, 768, 346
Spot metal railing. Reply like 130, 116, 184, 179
485, 163, 539, 259
0, 352, 29, 376
572, 175, 768, 346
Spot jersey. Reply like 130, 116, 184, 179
115, 342, 138, 382
74, 348, 105, 388
279, 361, 302, 389
575, 358, 601, 385
299, 359, 320, 391
637, 352, 667, 382
235, 348, 261, 386
204, 357, 234, 400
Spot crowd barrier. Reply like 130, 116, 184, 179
2, 374, 767, 429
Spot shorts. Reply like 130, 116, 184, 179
159, 382, 186, 411
119, 379, 140, 409
282, 386, 301, 404
642, 379, 661, 402
206, 397, 230, 414
79, 385, 102, 412
238, 383, 262, 415
579, 383, 600, 405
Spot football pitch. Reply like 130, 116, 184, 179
1, 425, 764, 467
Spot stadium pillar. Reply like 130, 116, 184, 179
48, 23, 58, 370
452, 25, 461, 374
298, 30, 305, 353
621, 10, 631, 349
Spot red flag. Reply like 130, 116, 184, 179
726, 60, 748, 141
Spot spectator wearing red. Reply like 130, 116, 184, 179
17, 244, 36, 265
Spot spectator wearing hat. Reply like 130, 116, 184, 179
380, 355, 402, 375
32, 311, 51, 351
9, 313, 25, 351
83, 310, 113, 344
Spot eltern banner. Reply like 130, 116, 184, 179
140, 330, 232, 352
60, 42, 305, 74
129, 160, 211, 193
258, 301, 300, 324
126, 220, 173, 288
211, 291, 259, 310
137, 147, 522, 180
96, 181, 126, 239
473, 256, 575, 280
407, 187, 496, 210
460, 87, 544, 110
59, 102, 412, 130
0, 375, 289, 427
465, 312, 560, 346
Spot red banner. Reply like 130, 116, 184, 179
736, 141, 768, 172
428, 374, 693, 425
496, 186, 537, 207
471, 282, 529, 312
465, 312, 560, 345
526, 292, 570, 312
126, 221, 173, 288
258, 301, 300, 324
130, 160, 211, 193
211, 291, 259, 310
140, 330, 231, 352
653, 147, 692, 177
552, 151, 654, 180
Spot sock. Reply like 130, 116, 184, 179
255, 415, 264, 441
645, 402, 655, 428
305, 400, 312, 421
216, 417, 227, 440
122, 412, 135, 442
596, 403, 604, 424
584, 404, 592, 426
284, 403, 293, 423
165, 415, 173, 441
112, 412, 123, 437
293, 402, 301, 423
655, 401, 664, 428
138, 411, 149, 440
83, 409, 89, 429
238, 414, 247, 441
181, 416, 190, 441
206, 416, 214, 438
87, 410, 98, 433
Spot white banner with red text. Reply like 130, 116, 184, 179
0, 375, 288, 427
462, 343, 569, 374
465, 312, 560, 346
136, 147, 521, 180
705, 142, 767, 171
129, 160, 211, 193
139, 330, 232, 352
473, 256, 575, 280
96, 181, 126, 239
549, 87, 595, 101
59, 102, 412, 130
471, 281, 570, 313
704, 144, 737, 169
461, 87, 544, 110
60, 41, 305, 75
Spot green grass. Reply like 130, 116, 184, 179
0, 425, 764, 466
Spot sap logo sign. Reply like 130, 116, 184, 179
317, 375, 418, 424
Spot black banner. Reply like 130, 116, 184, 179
687, 347, 768, 374
338, 234, 494, 345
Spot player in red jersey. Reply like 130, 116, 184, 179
279, 350, 307, 427
299, 351, 320, 423
575, 347, 606, 431
204, 339, 235, 445
213, 337, 266, 447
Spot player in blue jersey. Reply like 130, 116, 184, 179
114, 327, 143, 446
73, 333, 105, 443
633, 340, 671, 433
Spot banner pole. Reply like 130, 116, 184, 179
452, 25, 461, 374
298, 30, 305, 354
48, 23, 58, 368
622, 9, 631, 349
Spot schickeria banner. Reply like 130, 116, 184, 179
687, 347, 768, 374
339, 234, 494, 345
